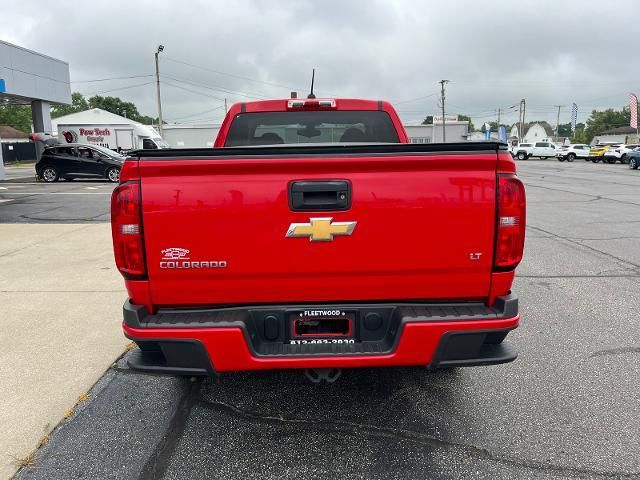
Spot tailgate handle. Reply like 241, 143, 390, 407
289, 180, 351, 211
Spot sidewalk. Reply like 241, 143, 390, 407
0, 224, 128, 479
1, 165, 36, 182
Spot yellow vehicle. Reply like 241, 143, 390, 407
590, 144, 611, 163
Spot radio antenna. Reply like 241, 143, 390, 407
307, 68, 316, 99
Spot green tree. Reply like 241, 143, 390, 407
86, 95, 158, 125
571, 123, 587, 144
51, 92, 89, 118
557, 123, 573, 137
87, 95, 141, 120
421, 115, 433, 125
457, 114, 475, 133
480, 121, 500, 133
0, 104, 33, 133
582, 107, 630, 144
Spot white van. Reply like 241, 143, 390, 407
57, 123, 170, 152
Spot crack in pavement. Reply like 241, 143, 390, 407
527, 225, 640, 271
193, 397, 640, 479
590, 346, 640, 358
524, 183, 640, 207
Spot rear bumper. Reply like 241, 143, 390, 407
123, 295, 520, 374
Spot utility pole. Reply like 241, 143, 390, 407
497, 107, 501, 127
439, 79, 449, 142
519, 98, 526, 142
155, 45, 165, 136
224, 98, 228, 114
554, 105, 566, 137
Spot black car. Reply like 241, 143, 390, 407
36, 144, 125, 182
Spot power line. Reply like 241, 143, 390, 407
162, 56, 302, 92
162, 80, 229, 101
79, 81, 155, 97
161, 74, 271, 100
167, 105, 226, 122
393, 92, 439, 105
72, 74, 153, 83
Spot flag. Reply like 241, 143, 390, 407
570, 103, 578, 132
630, 93, 638, 129
499, 126, 507, 143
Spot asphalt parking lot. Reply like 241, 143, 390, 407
0, 169, 114, 223
4, 160, 640, 479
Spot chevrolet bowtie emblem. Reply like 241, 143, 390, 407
286, 217, 357, 242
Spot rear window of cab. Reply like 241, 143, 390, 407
225, 110, 400, 146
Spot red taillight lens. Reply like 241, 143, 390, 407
111, 181, 146, 278
494, 175, 526, 270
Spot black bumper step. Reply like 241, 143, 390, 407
124, 295, 518, 360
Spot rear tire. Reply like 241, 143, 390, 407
630, 158, 638, 169
517, 152, 527, 160
558, 157, 565, 162
106, 167, 120, 183
567, 153, 576, 162
41, 167, 59, 182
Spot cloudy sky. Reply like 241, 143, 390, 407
1, 0, 636, 128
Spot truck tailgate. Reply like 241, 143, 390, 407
138, 152, 497, 306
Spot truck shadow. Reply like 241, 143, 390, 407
166, 367, 481, 479
199, 367, 464, 430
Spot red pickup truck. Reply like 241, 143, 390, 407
112, 98, 525, 382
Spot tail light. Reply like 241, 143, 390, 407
494, 174, 526, 270
111, 181, 146, 279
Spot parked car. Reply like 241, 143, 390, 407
513, 141, 557, 160
589, 144, 611, 162
603, 144, 640, 164
627, 147, 640, 170
556, 144, 591, 162
512, 143, 532, 160
36, 144, 125, 182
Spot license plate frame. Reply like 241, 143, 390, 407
289, 309, 355, 339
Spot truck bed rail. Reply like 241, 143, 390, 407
131, 141, 508, 160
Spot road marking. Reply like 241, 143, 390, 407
0, 183, 45, 186
0, 187, 6, 190
85, 187, 99, 190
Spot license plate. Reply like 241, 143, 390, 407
289, 309, 354, 339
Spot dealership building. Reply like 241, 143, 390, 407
0, 40, 71, 179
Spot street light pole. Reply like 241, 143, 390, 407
155, 45, 164, 136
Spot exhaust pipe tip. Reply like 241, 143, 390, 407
304, 368, 342, 384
